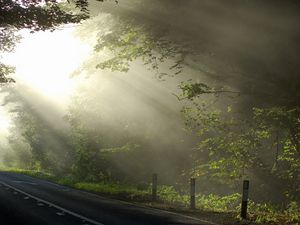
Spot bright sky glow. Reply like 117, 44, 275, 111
0, 116, 10, 132
0, 26, 93, 135
3, 27, 92, 104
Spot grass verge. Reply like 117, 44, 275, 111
2, 168, 299, 225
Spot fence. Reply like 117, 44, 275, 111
151, 173, 249, 219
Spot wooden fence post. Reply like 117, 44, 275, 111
190, 178, 196, 209
241, 180, 249, 219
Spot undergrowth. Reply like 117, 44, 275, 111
2, 168, 300, 225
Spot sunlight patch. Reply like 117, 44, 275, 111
2, 27, 92, 104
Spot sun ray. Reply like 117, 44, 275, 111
2, 27, 92, 105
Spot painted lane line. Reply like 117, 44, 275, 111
3, 174, 220, 225
0, 181, 105, 225
12, 180, 37, 185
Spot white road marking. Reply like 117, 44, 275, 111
12, 180, 37, 185
56, 211, 65, 216
2, 174, 220, 225
0, 181, 105, 225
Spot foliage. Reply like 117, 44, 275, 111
67, 99, 143, 181
3, 168, 57, 182
92, 19, 187, 78
177, 81, 239, 100
74, 182, 149, 199
1, 2, 299, 223
284, 202, 300, 224
183, 102, 262, 185
183, 101, 300, 202
253, 107, 300, 201
157, 185, 241, 212
245, 201, 300, 224
157, 185, 188, 204
1, 87, 74, 174
0, 63, 15, 83
196, 193, 241, 212
3, 168, 300, 224
1, 0, 88, 31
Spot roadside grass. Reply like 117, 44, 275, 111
247, 201, 300, 225
2, 168, 300, 225
74, 182, 150, 201
3, 167, 57, 182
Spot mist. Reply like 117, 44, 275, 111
96, 0, 300, 107
0, 0, 299, 209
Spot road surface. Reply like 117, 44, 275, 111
0, 171, 217, 225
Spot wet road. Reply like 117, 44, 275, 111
0, 172, 216, 225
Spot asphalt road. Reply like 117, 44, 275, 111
0, 172, 216, 225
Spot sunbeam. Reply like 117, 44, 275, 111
3, 27, 91, 105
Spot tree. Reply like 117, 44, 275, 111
253, 107, 300, 201
2, 86, 75, 173
182, 102, 260, 185
0, 0, 89, 82
74, 14, 190, 80
182, 97, 300, 202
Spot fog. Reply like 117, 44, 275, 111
96, 0, 300, 107
0, 0, 299, 203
